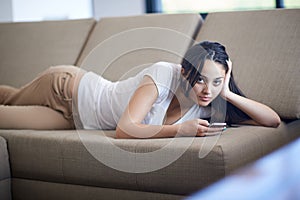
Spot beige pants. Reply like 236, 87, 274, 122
0, 65, 85, 130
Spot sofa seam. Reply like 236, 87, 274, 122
0, 136, 12, 180
218, 144, 227, 177
74, 20, 97, 66
134, 142, 140, 191
59, 132, 73, 183
190, 14, 204, 45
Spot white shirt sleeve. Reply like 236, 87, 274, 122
143, 62, 176, 103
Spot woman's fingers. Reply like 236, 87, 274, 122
206, 127, 226, 136
226, 59, 232, 73
197, 120, 227, 136
197, 119, 210, 126
195, 119, 208, 136
221, 59, 233, 99
180, 119, 226, 137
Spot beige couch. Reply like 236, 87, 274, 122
0, 9, 299, 200
0, 136, 11, 200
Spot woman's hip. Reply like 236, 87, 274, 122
27, 65, 86, 128
47, 65, 86, 127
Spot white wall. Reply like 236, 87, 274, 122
0, 0, 13, 22
93, 0, 145, 20
0, 0, 146, 23
12, 0, 93, 22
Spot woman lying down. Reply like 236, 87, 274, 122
0, 41, 280, 138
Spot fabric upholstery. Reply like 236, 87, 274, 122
0, 136, 11, 200
286, 120, 300, 141
195, 9, 300, 119
0, 19, 95, 87
11, 178, 183, 200
77, 13, 202, 81
0, 122, 291, 195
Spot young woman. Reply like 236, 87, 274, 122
0, 41, 280, 138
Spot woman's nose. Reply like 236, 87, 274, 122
202, 83, 211, 94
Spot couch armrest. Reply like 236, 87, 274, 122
0, 136, 11, 200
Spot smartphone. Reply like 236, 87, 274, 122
210, 122, 227, 128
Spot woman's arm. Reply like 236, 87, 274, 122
224, 92, 281, 127
221, 60, 281, 127
116, 76, 216, 139
116, 75, 178, 139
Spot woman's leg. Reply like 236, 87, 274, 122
3, 67, 62, 106
1, 65, 85, 129
0, 105, 72, 129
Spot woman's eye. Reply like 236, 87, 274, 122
213, 80, 222, 86
197, 78, 205, 84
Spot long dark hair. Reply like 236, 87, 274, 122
181, 41, 250, 125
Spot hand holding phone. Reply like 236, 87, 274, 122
210, 122, 227, 129
206, 122, 227, 136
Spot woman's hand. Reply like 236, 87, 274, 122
178, 119, 225, 137
221, 59, 233, 99
218, 59, 281, 128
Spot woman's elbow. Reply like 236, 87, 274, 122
116, 126, 124, 139
271, 117, 281, 128
116, 126, 132, 139
264, 115, 281, 128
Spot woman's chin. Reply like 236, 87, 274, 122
197, 100, 211, 107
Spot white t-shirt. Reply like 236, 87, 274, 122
77, 62, 211, 129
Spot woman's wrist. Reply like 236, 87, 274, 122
221, 90, 235, 101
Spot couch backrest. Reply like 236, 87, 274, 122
0, 19, 95, 87
196, 9, 300, 120
77, 13, 202, 81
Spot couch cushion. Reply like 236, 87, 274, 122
195, 9, 300, 120
12, 178, 183, 200
0, 19, 95, 87
0, 123, 292, 195
77, 13, 202, 81
0, 136, 11, 200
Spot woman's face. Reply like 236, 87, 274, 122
189, 59, 226, 106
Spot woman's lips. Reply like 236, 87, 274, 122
199, 96, 211, 102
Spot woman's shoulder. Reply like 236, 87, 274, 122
142, 61, 181, 96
